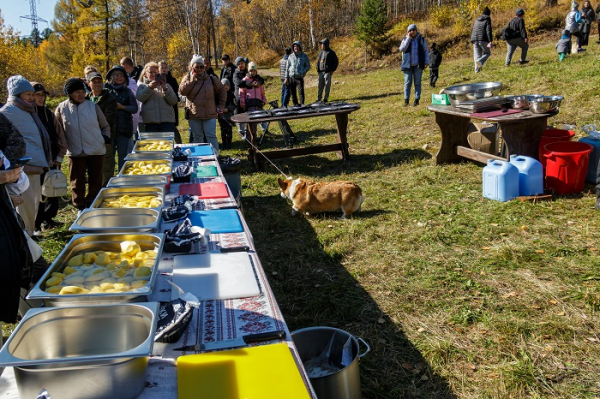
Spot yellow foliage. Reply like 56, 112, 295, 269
430, 5, 455, 29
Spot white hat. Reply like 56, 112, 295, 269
190, 54, 204, 66
248, 62, 257, 71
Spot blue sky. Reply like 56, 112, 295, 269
1, 0, 57, 36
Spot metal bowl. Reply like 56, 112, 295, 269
528, 95, 563, 114
508, 95, 529, 109
70, 208, 161, 233
0, 302, 158, 399
443, 82, 503, 106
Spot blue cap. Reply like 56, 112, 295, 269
6, 75, 34, 97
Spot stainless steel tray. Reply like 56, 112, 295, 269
90, 186, 164, 211
27, 233, 164, 306
118, 159, 172, 177
139, 131, 175, 140
70, 208, 161, 233
133, 139, 174, 154
107, 175, 169, 188
125, 152, 172, 161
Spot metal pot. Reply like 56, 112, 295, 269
292, 327, 370, 399
528, 95, 563, 114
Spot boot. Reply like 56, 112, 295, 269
404, 99, 409, 107
413, 99, 420, 106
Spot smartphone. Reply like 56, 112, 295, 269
154, 73, 163, 85
9, 156, 32, 169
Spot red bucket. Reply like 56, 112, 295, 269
543, 141, 593, 194
539, 129, 575, 167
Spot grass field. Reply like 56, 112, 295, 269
5, 37, 600, 398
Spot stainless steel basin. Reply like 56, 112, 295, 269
118, 159, 172, 177
125, 152, 172, 161
90, 186, 164, 211
70, 208, 160, 233
444, 82, 503, 106
133, 139, 174, 154
107, 175, 169, 189
0, 302, 158, 399
139, 131, 175, 140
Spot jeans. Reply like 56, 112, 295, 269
189, 118, 219, 155
473, 41, 491, 70
403, 66, 423, 101
505, 38, 529, 65
281, 80, 291, 107
145, 122, 175, 133
317, 72, 332, 102
288, 77, 305, 105
115, 135, 134, 172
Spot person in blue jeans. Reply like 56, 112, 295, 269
279, 48, 292, 107
399, 24, 430, 107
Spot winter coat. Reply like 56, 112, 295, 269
86, 89, 118, 141
581, 6, 595, 33
0, 102, 49, 169
136, 80, 178, 124
220, 62, 236, 94
130, 65, 143, 82
566, 10, 582, 34
164, 71, 180, 126
35, 104, 67, 161
471, 15, 493, 43
279, 55, 289, 80
239, 75, 267, 110
105, 84, 137, 138
179, 73, 227, 120
54, 99, 111, 157
399, 33, 430, 70
504, 17, 527, 40
430, 49, 443, 69
0, 112, 26, 164
317, 39, 339, 73
286, 42, 311, 79
556, 36, 572, 53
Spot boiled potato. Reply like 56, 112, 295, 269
67, 254, 84, 267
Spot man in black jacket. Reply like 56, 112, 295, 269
504, 8, 530, 66
316, 38, 339, 103
219, 55, 236, 96
471, 6, 493, 72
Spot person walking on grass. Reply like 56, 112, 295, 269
471, 6, 493, 73
399, 24, 430, 107
556, 29, 573, 61
316, 38, 339, 103
429, 43, 442, 88
504, 8, 529, 66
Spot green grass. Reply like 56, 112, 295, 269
6, 39, 600, 397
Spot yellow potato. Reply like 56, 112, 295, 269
59, 286, 90, 295
46, 276, 63, 287
120, 241, 141, 257
90, 286, 104, 293
83, 252, 97, 264
134, 266, 152, 278
95, 253, 111, 266
67, 254, 84, 267
45, 286, 62, 294
105, 262, 117, 271
131, 280, 148, 289
63, 266, 78, 275
51, 272, 66, 279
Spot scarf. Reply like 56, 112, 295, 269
8, 96, 53, 167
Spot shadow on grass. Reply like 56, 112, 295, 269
242, 194, 456, 398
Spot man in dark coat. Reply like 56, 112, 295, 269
120, 57, 143, 81
220, 55, 236, 96
504, 8, 529, 66
471, 6, 493, 72
316, 38, 338, 103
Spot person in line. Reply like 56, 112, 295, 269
284, 41, 310, 106
399, 24, 430, 107
120, 57, 143, 82
220, 55, 236, 95
429, 43, 442, 88
32, 82, 67, 234
504, 8, 529, 66
82, 65, 97, 92
316, 38, 339, 103
471, 6, 493, 73
556, 29, 572, 61
205, 56, 217, 77
137, 62, 179, 133
158, 60, 183, 144
105, 66, 138, 172
566, 2, 585, 52
0, 75, 53, 236
279, 48, 292, 107
218, 78, 236, 150
581, 1, 595, 46
233, 57, 265, 137
55, 77, 111, 212
239, 62, 269, 141
86, 72, 118, 186
179, 55, 227, 154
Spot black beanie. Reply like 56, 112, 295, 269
64, 77, 86, 95
483, 6, 491, 15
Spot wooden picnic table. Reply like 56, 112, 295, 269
428, 104, 559, 165
231, 106, 360, 169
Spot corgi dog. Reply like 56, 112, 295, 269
278, 177, 364, 218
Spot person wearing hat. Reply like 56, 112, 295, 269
179, 55, 227, 154
106, 65, 138, 171
556, 29, 573, 61
284, 41, 311, 106
399, 24, 430, 107
316, 38, 339, 103
239, 62, 269, 141
217, 78, 236, 149
31, 82, 67, 233
55, 77, 111, 212
0, 75, 53, 236
158, 61, 183, 144
471, 6, 493, 73
86, 72, 118, 186
136, 61, 179, 133
566, 2, 585, 51
232, 57, 265, 137
503, 8, 529, 66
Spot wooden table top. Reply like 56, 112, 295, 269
231, 106, 360, 124
427, 104, 558, 123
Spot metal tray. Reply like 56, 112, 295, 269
125, 152, 172, 161
139, 131, 175, 140
107, 175, 169, 189
90, 186, 164, 211
133, 139, 174, 154
119, 159, 172, 177
27, 233, 164, 306
70, 208, 161, 233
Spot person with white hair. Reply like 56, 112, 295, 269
179, 55, 227, 154
136, 61, 179, 133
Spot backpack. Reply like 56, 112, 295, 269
42, 169, 68, 197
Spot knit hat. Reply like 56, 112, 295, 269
516, 8, 524, 15
248, 62, 257, 71
482, 6, 491, 15
31, 82, 49, 95
63, 77, 86, 95
6, 75, 34, 97
86, 72, 103, 82
221, 78, 231, 87
234, 57, 245, 66
407, 24, 418, 32
190, 54, 204, 66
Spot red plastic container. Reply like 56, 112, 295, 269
539, 129, 575, 168
543, 141, 593, 194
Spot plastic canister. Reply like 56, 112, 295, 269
482, 159, 519, 202
543, 141, 593, 194
578, 125, 600, 184
509, 155, 544, 196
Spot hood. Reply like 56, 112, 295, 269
319, 38, 330, 50
292, 40, 303, 52
477, 14, 491, 22
105, 65, 129, 86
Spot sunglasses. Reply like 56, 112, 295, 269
193, 65, 205, 70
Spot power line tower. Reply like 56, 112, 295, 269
20, 0, 48, 47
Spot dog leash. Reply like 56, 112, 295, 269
240, 132, 289, 179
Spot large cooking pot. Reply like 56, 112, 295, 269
292, 327, 370, 399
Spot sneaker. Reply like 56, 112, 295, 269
33, 229, 42, 237
578, 48, 586, 52
519, 60, 530, 65
404, 99, 409, 107
475, 67, 481, 73
41, 220, 62, 230
413, 99, 420, 106
476, 60, 483, 70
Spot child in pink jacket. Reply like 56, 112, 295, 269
239, 62, 269, 138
